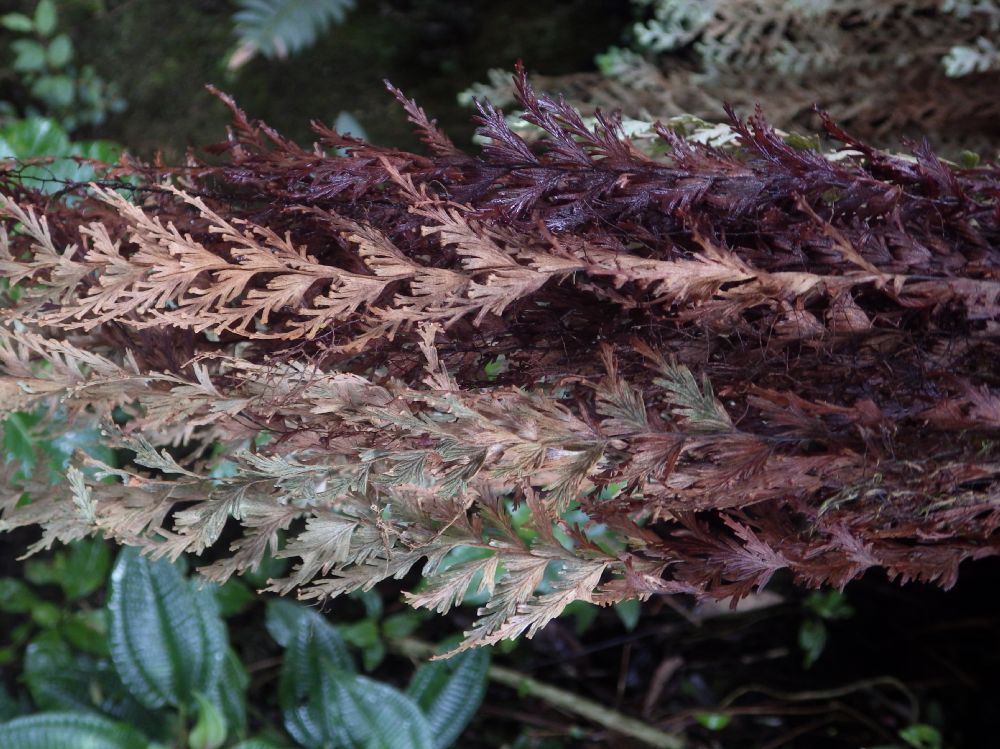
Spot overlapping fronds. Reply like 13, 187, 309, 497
0, 69, 998, 650
469, 1, 1000, 154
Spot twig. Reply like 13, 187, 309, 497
394, 637, 685, 749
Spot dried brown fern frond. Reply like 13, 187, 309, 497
0, 73, 998, 651
470, 1, 1000, 154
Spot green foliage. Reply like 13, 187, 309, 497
108, 548, 228, 710
228, 0, 356, 70
0, 712, 149, 749
272, 597, 442, 748
0, 542, 490, 748
0, 0, 125, 131
693, 712, 732, 731
407, 648, 490, 749
899, 724, 945, 749
798, 589, 854, 668
0, 117, 123, 193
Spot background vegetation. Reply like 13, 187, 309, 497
0, 2, 999, 748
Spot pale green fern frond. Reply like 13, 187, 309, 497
229, 0, 357, 70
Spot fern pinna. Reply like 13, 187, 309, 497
0, 67, 998, 652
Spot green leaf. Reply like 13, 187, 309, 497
0, 712, 147, 749
798, 618, 827, 669
339, 618, 384, 671
205, 649, 248, 738
212, 578, 255, 617
24, 637, 103, 713
59, 609, 109, 656
803, 589, 854, 621
23, 636, 160, 730
33, 0, 57, 36
613, 599, 642, 632
46, 34, 73, 67
3, 412, 42, 474
29, 600, 61, 628
190, 693, 227, 749
278, 611, 368, 747
284, 665, 433, 749
230, 740, 291, 749
899, 724, 944, 749
959, 150, 981, 168
0, 682, 30, 722
562, 600, 599, 634
1, 13, 34, 32
25, 537, 112, 600
694, 712, 732, 731
0, 118, 68, 158
265, 598, 352, 669
381, 611, 424, 641
31, 75, 75, 108
108, 547, 227, 710
407, 648, 490, 749
0, 578, 40, 613
11, 39, 46, 71
241, 547, 288, 588
0, 118, 121, 191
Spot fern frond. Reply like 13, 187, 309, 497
229, 0, 356, 69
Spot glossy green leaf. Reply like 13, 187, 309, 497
0, 118, 122, 192
46, 34, 73, 67
265, 598, 351, 669
33, 0, 57, 36
0, 712, 148, 748
0, 117, 68, 157
230, 741, 290, 749
24, 637, 107, 713
277, 610, 364, 747
108, 547, 227, 710
407, 648, 490, 749
22, 636, 159, 730
283, 664, 433, 749
335, 673, 434, 749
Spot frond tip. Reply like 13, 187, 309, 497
229, 0, 356, 69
